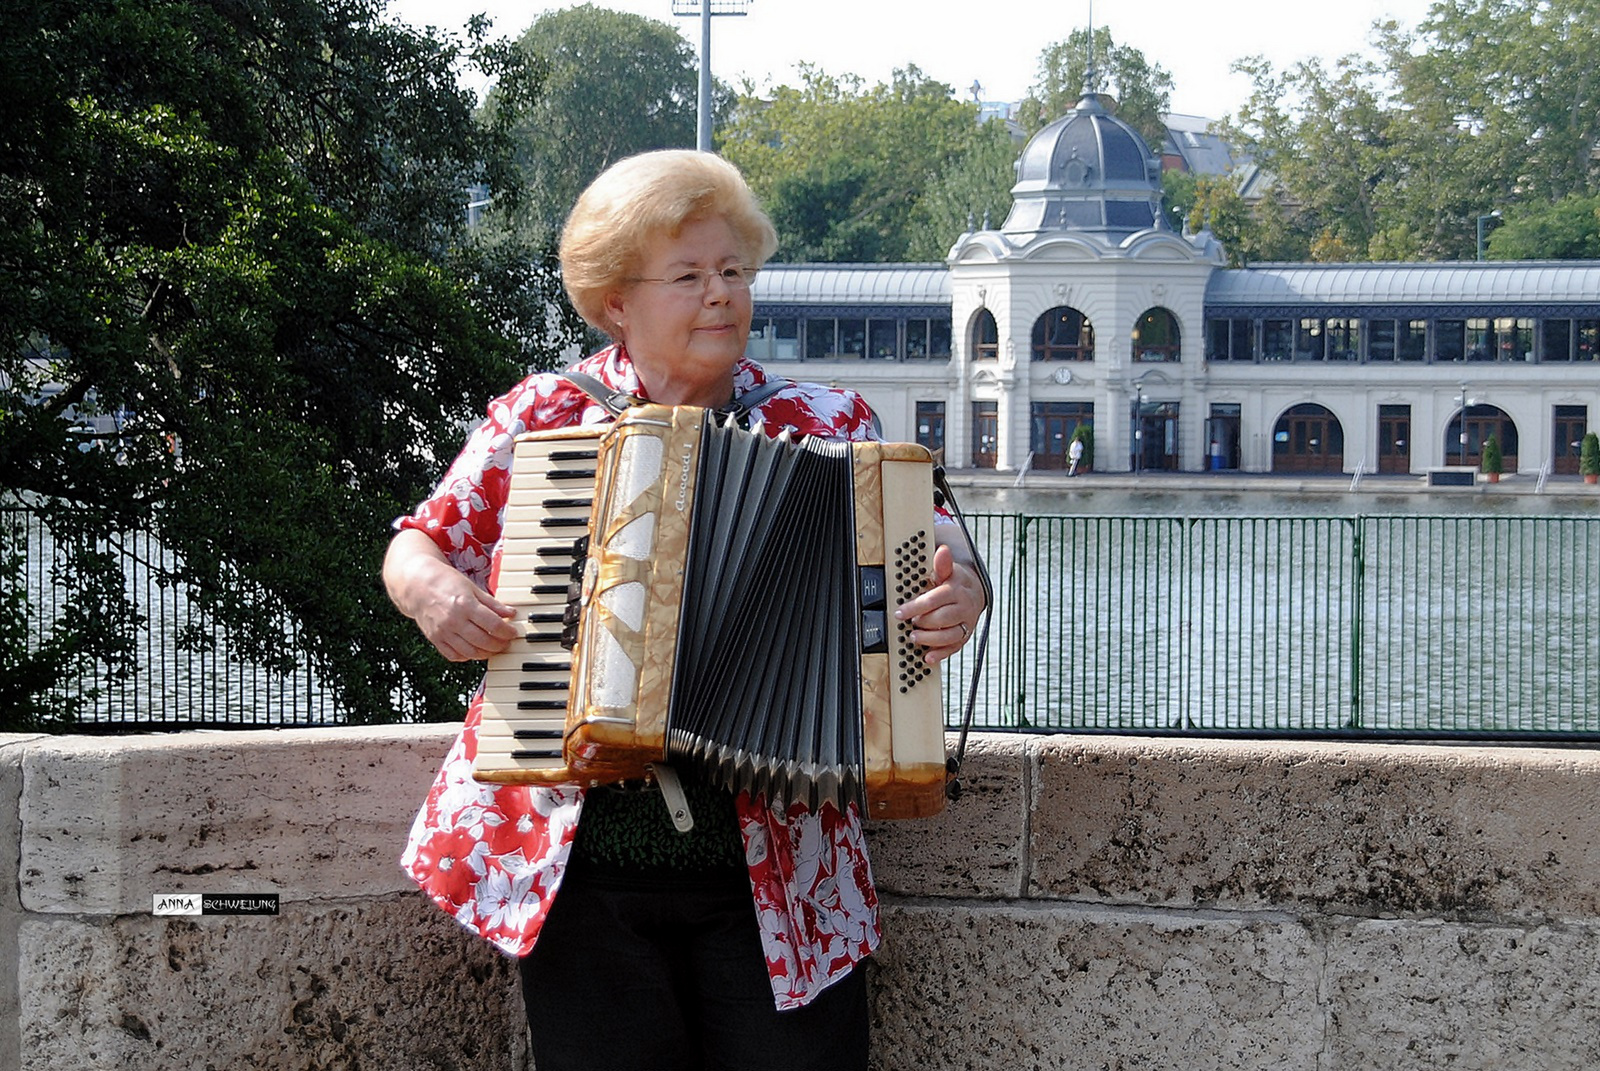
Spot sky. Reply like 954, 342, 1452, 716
383, 0, 1438, 120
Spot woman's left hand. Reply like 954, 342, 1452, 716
895, 541, 986, 665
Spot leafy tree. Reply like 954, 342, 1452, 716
1487, 195, 1600, 260
482, 3, 703, 242
1021, 27, 1174, 148
906, 116, 1021, 261
1223, 53, 1399, 260
1223, 0, 1600, 263
1173, 172, 1308, 266
721, 65, 991, 263
0, 0, 583, 729
1395, 0, 1600, 208
1160, 169, 1201, 233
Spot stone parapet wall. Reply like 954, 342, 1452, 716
5, 728, 1599, 1069
1, 726, 522, 1071
867, 733, 1600, 1070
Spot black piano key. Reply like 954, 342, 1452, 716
513, 728, 564, 739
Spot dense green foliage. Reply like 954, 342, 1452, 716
1486, 196, 1600, 261
1223, 0, 1600, 262
903, 116, 1020, 261
720, 65, 993, 263
720, 2, 1600, 266
719, 31, 1172, 264
482, 3, 704, 244
1480, 435, 1503, 475
1582, 433, 1600, 478
0, 0, 584, 728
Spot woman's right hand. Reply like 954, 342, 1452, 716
383, 529, 520, 662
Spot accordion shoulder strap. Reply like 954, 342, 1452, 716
561, 366, 795, 423
724, 378, 790, 418
561, 369, 642, 417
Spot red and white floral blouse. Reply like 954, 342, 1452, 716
398, 344, 885, 1010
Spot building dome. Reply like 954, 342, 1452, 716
1001, 93, 1168, 241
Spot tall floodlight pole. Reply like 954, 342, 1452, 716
672, 0, 752, 152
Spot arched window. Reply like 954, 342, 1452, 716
1031, 307, 1094, 361
971, 309, 998, 362
1132, 308, 1181, 362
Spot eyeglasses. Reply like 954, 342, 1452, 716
628, 265, 758, 295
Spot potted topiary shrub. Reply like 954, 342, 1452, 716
1581, 432, 1600, 485
1481, 435, 1502, 483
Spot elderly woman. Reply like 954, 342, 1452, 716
383, 150, 984, 1071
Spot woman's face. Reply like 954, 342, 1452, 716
605, 214, 753, 408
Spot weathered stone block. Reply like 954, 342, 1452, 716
20, 725, 457, 914
866, 732, 1028, 899
1322, 917, 1600, 1070
1030, 735, 1600, 919
17, 893, 525, 1071
2, 734, 42, 914
2, 734, 44, 1071
869, 900, 1323, 1071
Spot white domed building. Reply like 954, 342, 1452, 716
745, 93, 1600, 479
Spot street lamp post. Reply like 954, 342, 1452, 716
1454, 383, 1480, 466
1476, 210, 1501, 261
672, 0, 752, 152
1132, 387, 1145, 474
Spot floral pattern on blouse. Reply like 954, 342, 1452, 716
398, 344, 886, 1009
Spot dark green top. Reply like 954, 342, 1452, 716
571, 772, 745, 872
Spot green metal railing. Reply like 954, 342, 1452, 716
13, 501, 1600, 738
940, 513, 1600, 739
6, 505, 338, 727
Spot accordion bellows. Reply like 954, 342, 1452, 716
473, 404, 947, 820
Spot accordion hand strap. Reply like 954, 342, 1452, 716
933, 467, 994, 805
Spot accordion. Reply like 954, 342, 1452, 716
471, 403, 948, 820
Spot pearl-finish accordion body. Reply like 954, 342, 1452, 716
471, 403, 947, 819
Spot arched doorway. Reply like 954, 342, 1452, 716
1272, 404, 1345, 474
1444, 405, 1519, 472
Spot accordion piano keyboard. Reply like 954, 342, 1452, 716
473, 431, 602, 783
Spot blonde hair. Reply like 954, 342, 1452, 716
559, 150, 779, 336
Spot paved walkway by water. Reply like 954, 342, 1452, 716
949, 467, 1600, 499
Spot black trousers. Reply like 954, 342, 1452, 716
518, 860, 869, 1071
